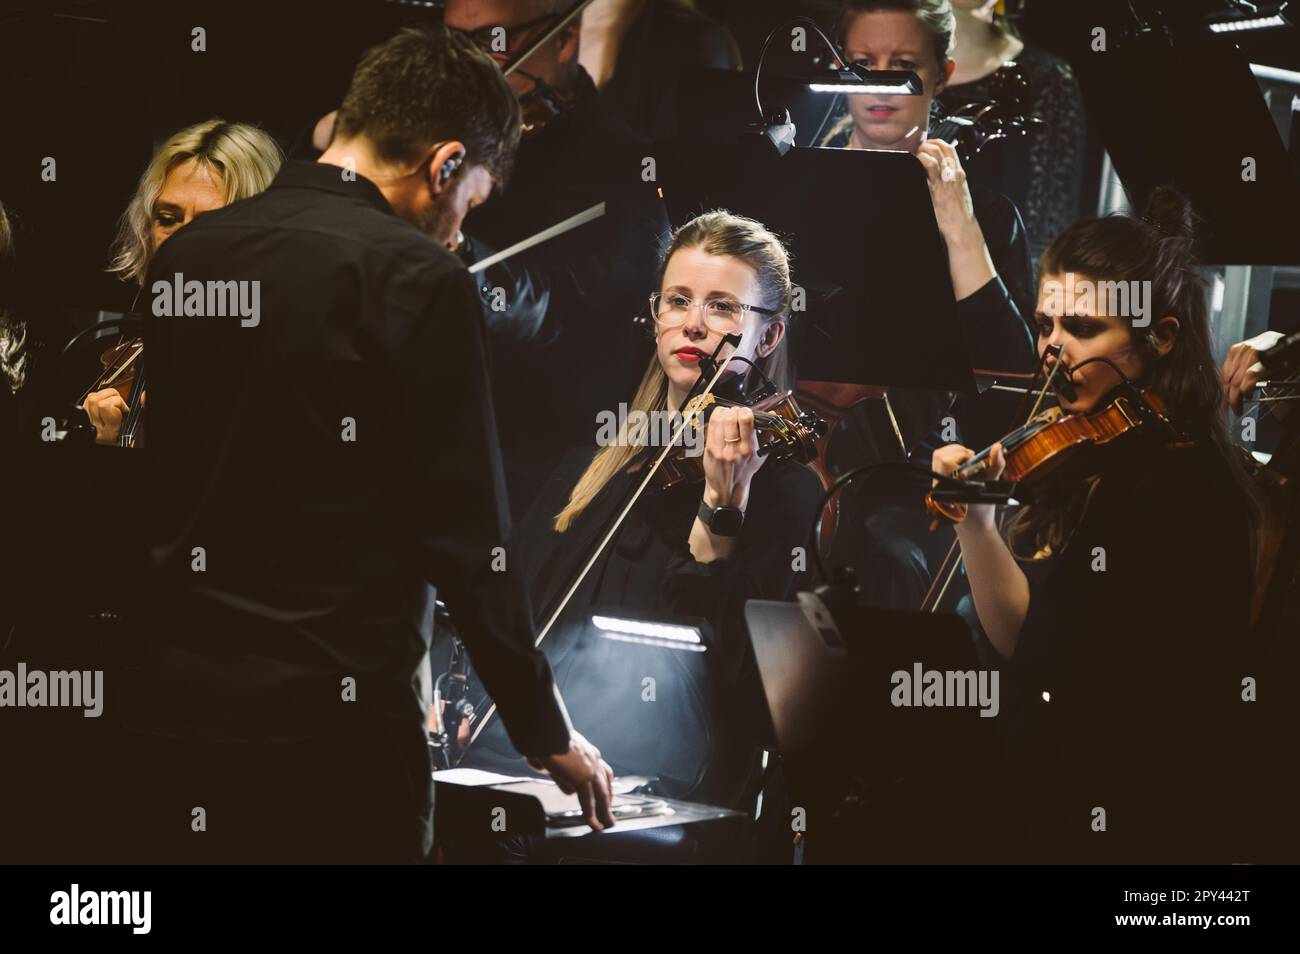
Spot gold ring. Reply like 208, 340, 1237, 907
725, 436, 742, 443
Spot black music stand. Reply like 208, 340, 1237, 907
435, 609, 758, 863
653, 138, 976, 393
745, 594, 1015, 863
1073, 37, 1300, 263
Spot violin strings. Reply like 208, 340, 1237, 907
76, 339, 143, 409
1248, 372, 1300, 426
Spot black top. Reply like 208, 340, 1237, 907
466, 447, 824, 804
596, 0, 743, 142
987, 434, 1253, 860
902, 182, 1037, 459
940, 47, 1088, 266
121, 160, 571, 756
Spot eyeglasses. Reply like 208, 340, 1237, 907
449, 13, 556, 58
649, 292, 780, 334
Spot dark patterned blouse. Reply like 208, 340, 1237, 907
939, 45, 1087, 268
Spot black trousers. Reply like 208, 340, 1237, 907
113, 720, 433, 864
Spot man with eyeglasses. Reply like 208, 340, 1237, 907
443, 0, 670, 521
447, 1, 577, 108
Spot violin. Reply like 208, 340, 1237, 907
464, 342, 824, 753
518, 75, 579, 136
924, 386, 1178, 526
644, 388, 827, 489
83, 336, 141, 401
916, 385, 1180, 614
931, 61, 1046, 165
79, 334, 146, 448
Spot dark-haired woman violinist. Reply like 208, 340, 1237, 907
933, 190, 1257, 861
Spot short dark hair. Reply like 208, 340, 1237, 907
333, 24, 521, 184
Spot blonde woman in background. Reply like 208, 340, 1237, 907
821, 0, 1034, 377
0, 201, 28, 444
83, 120, 283, 443
0, 201, 27, 398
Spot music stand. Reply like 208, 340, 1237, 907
745, 594, 1014, 862
1073, 37, 1300, 263
653, 138, 977, 392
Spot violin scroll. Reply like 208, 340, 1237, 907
932, 62, 1046, 164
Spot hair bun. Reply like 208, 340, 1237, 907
1142, 185, 1197, 243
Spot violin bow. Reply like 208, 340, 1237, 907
500, 0, 596, 79
467, 202, 605, 274
76, 339, 143, 410
1247, 375, 1300, 424
466, 334, 747, 750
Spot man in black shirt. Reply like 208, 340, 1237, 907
120, 24, 614, 863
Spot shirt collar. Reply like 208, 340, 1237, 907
269, 159, 397, 216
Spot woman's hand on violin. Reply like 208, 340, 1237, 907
932, 442, 1005, 529
702, 406, 764, 512
933, 441, 1027, 660
916, 139, 996, 300
84, 388, 129, 444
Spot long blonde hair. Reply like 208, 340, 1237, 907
0, 200, 27, 392
108, 119, 284, 285
553, 210, 794, 532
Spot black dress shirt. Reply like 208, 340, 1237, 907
122, 160, 571, 756
596, 0, 743, 142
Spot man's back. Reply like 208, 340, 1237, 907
127, 161, 555, 749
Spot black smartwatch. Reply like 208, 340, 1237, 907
698, 500, 745, 537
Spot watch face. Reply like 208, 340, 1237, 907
710, 506, 744, 536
